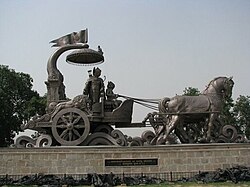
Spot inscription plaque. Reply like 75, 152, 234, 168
105, 158, 158, 167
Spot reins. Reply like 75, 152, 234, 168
118, 94, 160, 111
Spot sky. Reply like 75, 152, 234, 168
1, 0, 250, 137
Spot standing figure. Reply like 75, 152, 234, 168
83, 67, 105, 106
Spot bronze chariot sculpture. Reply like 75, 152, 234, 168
16, 31, 247, 147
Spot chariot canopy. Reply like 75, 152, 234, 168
66, 44, 104, 66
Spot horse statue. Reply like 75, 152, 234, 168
155, 76, 234, 144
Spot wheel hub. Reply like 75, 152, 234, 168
67, 123, 74, 130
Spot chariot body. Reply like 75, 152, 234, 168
19, 43, 146, 147
22, 93, 135, 146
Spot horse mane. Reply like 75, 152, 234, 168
202, 76, 227, 94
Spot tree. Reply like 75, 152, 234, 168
0, 65, 46, 146
232, 95, 250, 139
220, 96, 236, 128
183, 87, 200, 96
23, 94, 47, 122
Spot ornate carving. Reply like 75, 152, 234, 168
127, 136, 144, 146
141, 130, 156, 145
216, 125, 248, 143
92, 124, 114, 135
15, 136, 36, 148
15, 134, 53, 148
35, 134, 53, 147
21, 114, 50, 131
111, 129, 128, 146
81, 132, 118, 146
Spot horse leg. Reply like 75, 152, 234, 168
175, 121, 193, 143
206, 113, 217, 142
175, 121, 190, 143
157, 115, 180, 144
175, 127, 188, 143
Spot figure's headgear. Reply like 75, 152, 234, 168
93, 67, 101, 75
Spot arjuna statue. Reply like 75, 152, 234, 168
83, 67, 105, 106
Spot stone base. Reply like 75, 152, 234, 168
0, 143, 250, 175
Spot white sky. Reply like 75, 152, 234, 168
1, 0, 250, 136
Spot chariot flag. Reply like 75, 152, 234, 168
50, 29, 88, 47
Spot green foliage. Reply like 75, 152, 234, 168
23, 94, 47, 122
183, 87, 200, 96
220, 97, 236, 129
0, 65, 46, 147
233, 95, 250, 138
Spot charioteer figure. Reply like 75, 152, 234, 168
106, 81, 122, 110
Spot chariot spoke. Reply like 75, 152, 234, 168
69, 112, 74, 123
60, 129, 69, 138
60, 116, 68, 125
69, 130, 73, 141
62, 133, 68, 140
72, 116, 82, 125
75, 124, 85, 129
56, 124, 67, 128
73, 129, 81, 137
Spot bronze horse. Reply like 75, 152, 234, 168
157, 76, 234, 144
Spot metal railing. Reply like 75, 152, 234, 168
0, 171, 201, 185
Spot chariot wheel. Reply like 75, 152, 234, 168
52, 108, 90, 146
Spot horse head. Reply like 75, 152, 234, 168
203, 77, 234, 99
223, 76, 234, 99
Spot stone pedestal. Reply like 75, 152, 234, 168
0, 143, 249, 175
